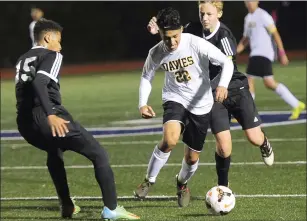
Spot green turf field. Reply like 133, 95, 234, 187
1, 61, 306, 220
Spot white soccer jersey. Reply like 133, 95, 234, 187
29, 21, 37, 46
243, 8, 275, 61
139, 33, 234, 115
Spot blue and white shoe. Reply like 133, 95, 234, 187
101, 205, 140, 220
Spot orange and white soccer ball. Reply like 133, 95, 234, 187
205, 186, 236, 215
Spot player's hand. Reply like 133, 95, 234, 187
47, 115, 70, 137
215, 86, 228, 103
280, 54, 289, 66
147, 17, 159, 35
139, 105, 156, 119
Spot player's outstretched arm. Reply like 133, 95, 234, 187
270, 28, 289, 65
147, 16, 159, 35
237, 36, 249, 54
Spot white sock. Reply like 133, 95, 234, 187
146, 145, 170, 183
177, 158, 199, 184
251, 93, 255, 100
275, 83, 299, 108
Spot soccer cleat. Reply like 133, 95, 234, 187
71, 198, 81, 215
260, 137, 274, 166
101, 205, 140, 220
176, 174, 191, 207
289, 101, 306, 120
133, 178, 154, 199
60, 197, 81, 218
230, 118, 238, 123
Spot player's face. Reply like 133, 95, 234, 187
31, 9, 43, 21
199, 3, 220, 31
244, 1, 259, 12
160, 28, 182, 51
45, 31, 62, 52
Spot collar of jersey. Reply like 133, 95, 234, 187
203, 21, 220, 40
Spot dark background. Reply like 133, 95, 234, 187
0, 1, 306, 68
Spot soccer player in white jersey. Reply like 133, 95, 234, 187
237, 1, 305, 120
134, 7, 234, 207
29, 7, 44, 46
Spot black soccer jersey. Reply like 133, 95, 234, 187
184, 21, 248, 90
15, 46, 63, 116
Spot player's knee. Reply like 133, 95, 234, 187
216, 146, 231, 158
184, 153, 199, 165
160, 137, 179, 151
245, 127, 264, 146
264, 80, 277, 90
91, 148, 110, 168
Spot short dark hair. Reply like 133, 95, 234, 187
34, 19, 63, 42
156, 7, 182, 31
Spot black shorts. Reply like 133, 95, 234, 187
17, 105, 102, 155
162, 101, 211, 152
246, 56, 273, 77
210, 88, 261, 134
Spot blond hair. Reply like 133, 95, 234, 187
198, 1, 224, 13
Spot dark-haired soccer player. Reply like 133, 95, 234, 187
134, 7, 234, 208
143, 1, 274, 206
15, 19, 140, 220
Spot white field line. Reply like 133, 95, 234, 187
1, 161, 306, 171
1, 194, 306, 201
2, 137, 306, 149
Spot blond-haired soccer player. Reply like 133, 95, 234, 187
142, 1, 275, 205
237, 1, 305, 120
134, 6, 235, 207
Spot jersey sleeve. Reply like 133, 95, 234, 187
262, 11, 275, 28
219, 33, 236, 57
141, 50, 159, 82
139, 49, 160, 108
37, 52, 63, 83
195, 36, 234, 88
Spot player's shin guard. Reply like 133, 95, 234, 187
275, 83, 299, 108
215, 152, 231, 187
146, 145, 171, 183
177, 158, 199, 184
93, 148, 117, 210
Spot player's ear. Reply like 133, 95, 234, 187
217, 10, 223, 18
44, 33, 51, 43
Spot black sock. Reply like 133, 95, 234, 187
215, 152, 231, 186
47, 151, 71, 205
94, 165, 118, 210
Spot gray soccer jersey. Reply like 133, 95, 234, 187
139, 33, 234, 115
243, 8, 276, 61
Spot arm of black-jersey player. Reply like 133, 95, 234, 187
32, 51, 70, 137
218, 33, 237, 59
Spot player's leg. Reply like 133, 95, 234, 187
246, 56, 261, 100
263, 76, 305, 120
231, 88, 274, 166
134, 101, 186, 199
210, 102, 232, 187
17, 114, 78, 218
54, 106, 140, 220
175, 111, 211, 207
247, 75, 256, 100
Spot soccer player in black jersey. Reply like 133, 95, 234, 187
15, 19, 139, 220
141, 1, 274, 206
